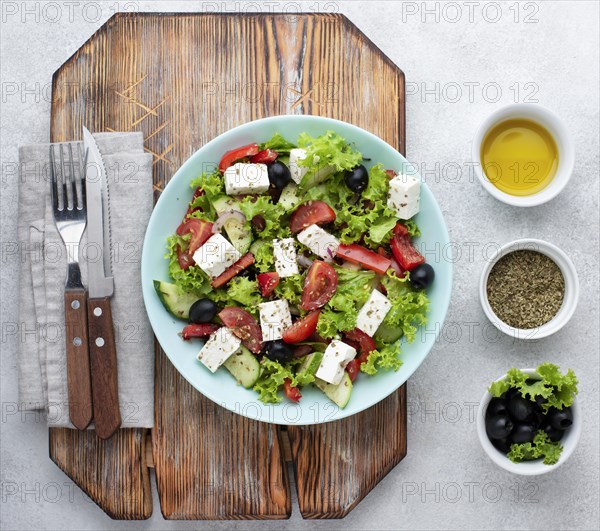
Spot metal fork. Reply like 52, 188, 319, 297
50, 143, 93, 430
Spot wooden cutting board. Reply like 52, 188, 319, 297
49, 12, 407, 520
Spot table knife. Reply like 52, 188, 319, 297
83, 127, 122, 439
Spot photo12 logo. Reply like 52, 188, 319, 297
1, 1, 139, 23
400, 2, 540, 24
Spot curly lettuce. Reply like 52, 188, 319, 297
165, 235, 213, 296
252, 358, 314, 404
260, 132, 297, 154
317, 268, 376, 338
274, 274, 304, 307
187, 170, 225, 220
239, 196, 291, 240
508, 431, 563, 465
489, 363, 579, 413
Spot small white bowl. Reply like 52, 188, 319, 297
472, 103, 574, 207
480, 238, 579, 340
477, 369, 581, 475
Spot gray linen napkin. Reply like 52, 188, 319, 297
17, 132, 155, 428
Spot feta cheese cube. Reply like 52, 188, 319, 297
316, 340, 357, 385
387, 173, 421, 219
259, 299, 293, 341
289, 148, 309, 184
224, 163, 270, 195
193, 233, 241, 278
273, 238, 299, 278
296, 224, 340, 262
356, 289, 392, 337
197, 327, 241, 373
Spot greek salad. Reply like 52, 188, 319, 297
154, 131, 433, 408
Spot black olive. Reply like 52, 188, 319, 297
344, 165, 369, 193
547, 406, 573, 430
264, 340, 293, 363
486, 397, 508, 418
507, 396, 536, 422
485, 414, 514, 440
267, 161, 292, 189
504, 387, 520, 401
491, 437, 512, 454
409, 263, 435, 290
188, 298, 218, 324
543, 423, 565, 442
510, 423, 536, 444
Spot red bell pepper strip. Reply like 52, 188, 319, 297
181, 323, 220, 340
218, 143, 259, 172
336, 243, 391, 275
390, 233, 425, 271
211, 253, 255, 289
250, 148, 278, 164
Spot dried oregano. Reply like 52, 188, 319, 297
487, 250, 565, 329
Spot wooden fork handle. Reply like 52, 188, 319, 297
64, 288, 93, 430
87, 297, 121, 439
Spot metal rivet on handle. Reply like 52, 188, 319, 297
73, 337, 82, 347
94, 307, 102, 316
95, 337, 105, 347
71, 300, 80, 310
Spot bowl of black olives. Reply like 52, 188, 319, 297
476, 364, 581, 475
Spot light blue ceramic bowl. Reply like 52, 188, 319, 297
141, 115, 452, 425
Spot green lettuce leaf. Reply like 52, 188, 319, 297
226, 277, 262, 312
361, 341, 403, 376
488, 363, 579, 413
252, 358, 313, 404
508, 430, 563, 465
239, 196, 290, 240
381, 271, 429, 343
188, 170, 225, 220
251, 239, 275, 273
297, 130, 362, 173
260, 132, 297, 154
165, 235, 213, 296
274, 274, 304, 307
316, 268, 376, 338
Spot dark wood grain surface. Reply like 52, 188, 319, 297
49, 12, 407, 519
64, 288, 92, 430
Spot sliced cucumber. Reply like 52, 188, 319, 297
278, 183, 301, 211
314, 372, 353, 409
154, 280, 197, 320
223, 346, 260, 388
298, 351, 324, 377
212, 195, 252, 254
299, 165, 337, 190
374, 322, 403, 344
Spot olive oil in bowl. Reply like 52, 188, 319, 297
481, 119, 559, 196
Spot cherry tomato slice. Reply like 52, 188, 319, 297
250, 148, 278, 164
218, 143, 259, 172
176, 219, 214, 255
390, 234, 425, 271
300, 261, 338, 311
282, 310, 321, 344
177, 244, 194, 270
345, 359, 360, 382
211, 253, 255, 289
257, 272, 280, 297
336, 244, 391, 275
181, 323, 220, 340
290, 200, 336, 234
344, 328, 376, 365
283, 378, 302, 402
218, 306, 263, 354
385, 169, 397, 179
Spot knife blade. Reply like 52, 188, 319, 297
83, 127, 122, 439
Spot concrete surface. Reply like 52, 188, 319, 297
1, 1, 598, 529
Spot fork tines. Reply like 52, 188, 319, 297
50, 143, 86, 213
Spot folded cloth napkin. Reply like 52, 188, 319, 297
17, 132, 155, 428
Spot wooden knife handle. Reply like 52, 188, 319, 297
64, 288, 93, 430
87, 297, 121, 439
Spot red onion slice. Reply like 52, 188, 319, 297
297, 255, 314, 269
212, 209, 246, 233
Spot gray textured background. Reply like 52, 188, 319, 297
1, 1, 599, 530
